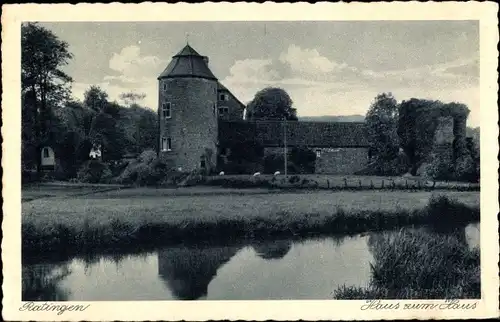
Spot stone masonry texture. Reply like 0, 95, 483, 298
158, 77, 218, 172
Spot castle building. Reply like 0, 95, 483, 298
157, 44, 370, 174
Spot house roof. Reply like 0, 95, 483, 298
217, 82, 246, 110
218, 120, 369, 148
158, 44, 217, 80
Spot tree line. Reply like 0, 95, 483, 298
22, 23, 157, 180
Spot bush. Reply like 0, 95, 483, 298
454, 154, 479, 183
77, 160, 112, 183
113, 156, 170, 186
424, 152, 454, 181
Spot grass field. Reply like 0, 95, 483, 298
23, 187, 479, 227
22, 185, 480, 257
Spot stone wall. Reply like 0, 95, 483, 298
263, 147, 369, 174
158, 77, 218, 173
315, 147, 369, 174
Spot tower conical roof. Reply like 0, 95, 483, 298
158, 44, 217, 80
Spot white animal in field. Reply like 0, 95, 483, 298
274, 171, 281, 176
219, 171, 225, 176
177, 167, 183, 172
253, 172, 261, 177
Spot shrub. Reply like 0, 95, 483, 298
112, 150, 169, 186
77, 160, 112, 183
454, 154, 479, 183
424, 152, 454, 181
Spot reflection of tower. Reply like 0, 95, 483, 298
157, 245, 240, 300
252, 240, 292, 260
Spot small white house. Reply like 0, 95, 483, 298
89, 144, 102, 160
41, 146, 56, 169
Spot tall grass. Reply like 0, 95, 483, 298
22, 195, 479, 261
333, 228, 480, 299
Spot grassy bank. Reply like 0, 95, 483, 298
333, 228, 480, 299
204, 174, 480, 191
22, 188, 479, 257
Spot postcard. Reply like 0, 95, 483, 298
2, 2, 499, 321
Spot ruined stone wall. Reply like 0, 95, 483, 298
158, 77, 218, 173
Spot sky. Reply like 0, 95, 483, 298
39, 21, 480, 126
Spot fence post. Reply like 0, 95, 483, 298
359, 179, 362, 189
405, 180, 408, 189
344, 178, 348, 188
381, 180, 385, 189
327, 179, 330, 189
370, 180, 374, 189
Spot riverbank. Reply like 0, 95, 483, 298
22, 188, 479, 257
333, 228, 480, 299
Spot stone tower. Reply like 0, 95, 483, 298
157, 44, 218, 173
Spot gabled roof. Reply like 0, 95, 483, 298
218, 120, 369, 148
158, 44, 217, 80
217, 82, 246, 110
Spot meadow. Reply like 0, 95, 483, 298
22, 185, 480, 257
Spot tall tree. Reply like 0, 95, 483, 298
21, 22, 73, 172
365, 93, 401, 175
83, 85, 109, 112
245, 87, 298, 121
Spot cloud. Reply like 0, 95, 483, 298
109, 45, 163, 79
221, 45, 479, 126
279, 44, 347, 74
72, 45, 165, 109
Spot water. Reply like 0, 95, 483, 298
23, 223, 479, 301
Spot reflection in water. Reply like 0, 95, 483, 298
22, 264, 71, 301
22, 223, 479, 301
158, 245, 241, 300
252, 240, 292, 260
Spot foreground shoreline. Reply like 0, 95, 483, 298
22, 188, 480, 259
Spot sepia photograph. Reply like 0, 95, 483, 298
2, 2, 499, 321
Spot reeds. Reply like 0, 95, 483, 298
23, 195, 479, 262
333, 228, 480, 299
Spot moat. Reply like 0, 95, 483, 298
22, 223, 479, 301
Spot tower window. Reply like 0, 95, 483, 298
163, 83, 168, 91
162, 102, 171, 119
200, 156, 206, 169
219, 93, 228, 101
316, 149, 321, 158
43, 147, 49, 158
161, 137, 172, 151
